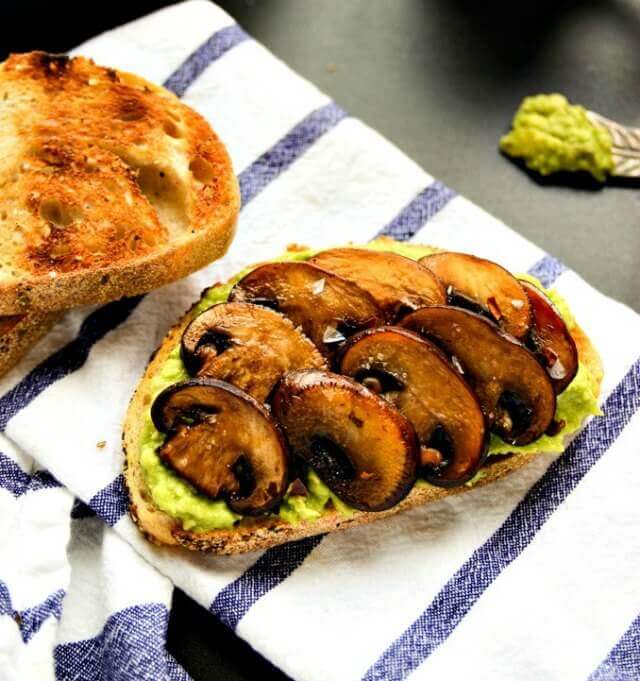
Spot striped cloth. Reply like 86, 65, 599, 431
1, 2, 639, 679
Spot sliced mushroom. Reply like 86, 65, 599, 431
229, 261, 384, 359
520, 280, 578, 394
272, 370, 419, 511
181, 302, 326, 402
151, 378, 288, 515
401, 306, 556, 445
419, 252, 531, 339
309, 248, 446, 321
339, 327, 487, 486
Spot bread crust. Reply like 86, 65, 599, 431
0, 52, 239, 314
123, 245, 603, 555
0, 312, 59, 378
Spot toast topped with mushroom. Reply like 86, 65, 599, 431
0, 52, 239, 315
123, 239, 602, 555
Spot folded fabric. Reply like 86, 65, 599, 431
0, 434, 188, 680
1, 2, 639, 680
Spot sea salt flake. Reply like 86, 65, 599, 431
311, 278, 325, 295
549, 358, 567, 380
323, 325, 346, 344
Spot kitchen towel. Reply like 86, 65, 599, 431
1, 2, 640, 680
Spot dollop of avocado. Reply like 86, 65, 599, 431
500, 94, 614, 182
139, 243, 601, 530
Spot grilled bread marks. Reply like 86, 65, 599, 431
0, 52, 239, 312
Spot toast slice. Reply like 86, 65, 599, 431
0, 52, 240, 314
0, 312, 59, 378
123, 244, 603, 555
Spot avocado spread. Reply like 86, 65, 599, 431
500, 94, 614, 182
139, 243, 601, 532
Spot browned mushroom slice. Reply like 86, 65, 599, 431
339, 327, 487, 486
229, 261, 384, 359
419, 252, 531, 339
181, 302, 326, 402
309, 248, 446, 321
401, 306, 556, 445
520, 280, 579, 394
151, 378, 289, 515
272, 370, 419, 511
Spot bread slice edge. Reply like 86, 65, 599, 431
0, 312, 60, 378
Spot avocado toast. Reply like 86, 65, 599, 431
123, 239, 602, 555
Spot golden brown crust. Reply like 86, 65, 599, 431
0, 312, 59, 378
0, 52, 239, 314
123, 243, 603, 555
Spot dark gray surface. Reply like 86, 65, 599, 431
217, 0, 640, 312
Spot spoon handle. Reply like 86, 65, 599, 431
587, 110, 640, 178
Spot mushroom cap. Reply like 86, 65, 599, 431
310, 248, 446, 322
229, 261, 384, 359
181, 302, 326, 402
272, 369, 419, 511
420, 252, 531, 339
401, 306, 556, 445
151, 378, 289, 515
520, 280, 578, 394
339, 326, 487, 486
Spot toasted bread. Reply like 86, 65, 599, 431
0, 312, 59, 378
0, 52, 239, 314
123, 244, 603, 555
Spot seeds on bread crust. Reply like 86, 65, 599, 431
0, 311, 59, 377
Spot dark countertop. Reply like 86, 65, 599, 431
2, 1, 638, 679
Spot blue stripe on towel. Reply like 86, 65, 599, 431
363, 357, 640, 681
53, 603, 190, 681
0, 581, 11, 617
210, 534, 324, 629
0, 451, 60, 496
87, 474, 129, 527
0, 580, 66, 644
587, 613, 640, 681
377, 181, 456, 241
239, 102, 348, 205
164, 24, 249, 97
18, 589, 66, 644
527, 254, 567, 288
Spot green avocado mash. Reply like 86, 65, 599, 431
500, 94, 614, 182
138, 242, 601, 532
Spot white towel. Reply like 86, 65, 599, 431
1, 2, 639, 680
